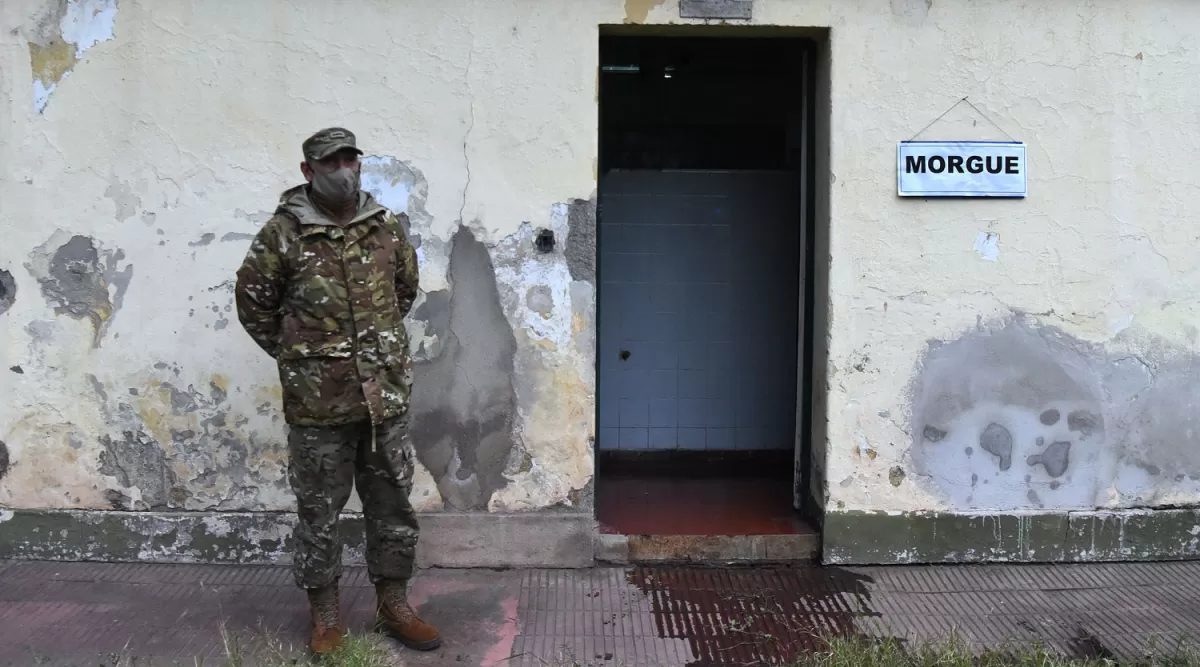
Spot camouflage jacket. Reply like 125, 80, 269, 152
234, 185, 419, 426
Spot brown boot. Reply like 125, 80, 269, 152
375, 579, 442, 651
307, 586, 345, 655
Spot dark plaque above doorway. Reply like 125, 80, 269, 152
679, 0, 753, 20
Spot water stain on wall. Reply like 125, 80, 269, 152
910, 314, 1200, 511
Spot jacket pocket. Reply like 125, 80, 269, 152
277, 326, 354, 361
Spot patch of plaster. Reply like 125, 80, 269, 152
565, 197, 597, 283
411, 290, 450, 360
408, 226, 520, 511
0, 269, 15, 315
25, 232, 132, 347
27, 0, 119, 114
910, 314, 1200, 511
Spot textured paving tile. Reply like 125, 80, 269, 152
3, 560, 1200, 666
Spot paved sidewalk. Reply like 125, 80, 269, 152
2, 559, 1200, 666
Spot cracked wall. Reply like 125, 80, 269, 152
0, 0, 1198, 558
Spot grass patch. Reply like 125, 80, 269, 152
788, 635, 1200, 667
215, 622, 393, 667
80, 623, 395, 667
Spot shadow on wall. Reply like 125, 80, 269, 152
909, 314, 1200, 511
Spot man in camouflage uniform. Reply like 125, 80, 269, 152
234, 128, 441, 655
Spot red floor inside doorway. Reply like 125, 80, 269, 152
596, 474, 814, 536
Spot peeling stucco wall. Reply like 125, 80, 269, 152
0, 0, 601, 519
1, 0, 1199, 559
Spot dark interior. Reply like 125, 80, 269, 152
600, 35, 808, 172
596, 34, 817, 536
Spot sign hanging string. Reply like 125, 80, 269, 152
906, 96, 1017, 142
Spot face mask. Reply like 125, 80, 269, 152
310, 166, 359, 205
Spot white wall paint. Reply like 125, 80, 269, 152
1, 0, 1198, 522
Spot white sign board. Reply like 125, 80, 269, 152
897, 141, 1026, 198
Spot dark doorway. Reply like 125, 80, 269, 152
595, 32, 819, 543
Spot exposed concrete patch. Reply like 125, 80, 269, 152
979, 423, 1013, 471
909, 314, 1200, 512
219, 232, 255, 242
27, 0, 119, 113
98, 428, 170, 510
0, 269, 15, 315
410, 289, 450, 360
25, 232, 133, 347
233, 209, 274, 226
565, 196, 596, 283
188, 233, 216, 247
90, 370, 286, 512
408, 226, 520, 511
0, 441, 9, 480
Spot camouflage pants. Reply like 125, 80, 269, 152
287, 415, 418, 589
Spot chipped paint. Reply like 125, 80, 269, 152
28, 0, 118, 113
24, 232, 132, 347
973, 231, 999, 262
624, 0, 668, 24
0, 270, 15, 315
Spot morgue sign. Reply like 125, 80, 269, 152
897, 141, 1026, 198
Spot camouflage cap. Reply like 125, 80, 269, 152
302, 127, 364, 162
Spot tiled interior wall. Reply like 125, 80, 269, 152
597, 170, 801, 451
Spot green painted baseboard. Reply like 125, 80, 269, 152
0, 508, 595, 568
823, 509, 1200, 564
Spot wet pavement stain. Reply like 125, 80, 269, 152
627, 566, 879, 666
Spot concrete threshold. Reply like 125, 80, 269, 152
595, 532, 819, 564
